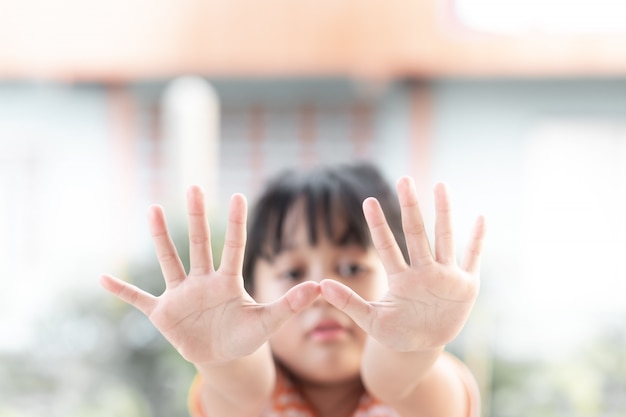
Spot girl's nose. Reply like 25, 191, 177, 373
306, 266, 327, 284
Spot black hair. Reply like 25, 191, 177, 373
242, 162, 408, 294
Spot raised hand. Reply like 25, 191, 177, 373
100, 186, 320, 365
320, 177, 485, 352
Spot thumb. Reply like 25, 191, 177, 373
319, 279, 374, 334
260, 281, 321, 335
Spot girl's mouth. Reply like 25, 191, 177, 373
309, 319, 348, 342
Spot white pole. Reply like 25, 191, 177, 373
161, 76, 220, 222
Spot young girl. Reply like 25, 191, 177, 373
100, 162, 485, 417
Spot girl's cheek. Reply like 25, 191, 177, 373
256, 280, 294, 303
356, 276, 388, 301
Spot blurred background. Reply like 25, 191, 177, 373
1, 0, 626, 416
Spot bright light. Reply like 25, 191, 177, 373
455, 0, 626, 35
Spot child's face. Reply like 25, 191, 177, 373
253, 204, 388, 384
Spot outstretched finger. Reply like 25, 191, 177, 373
99, 274, 157, 316
363, 197, 407, 275
396, 177, 433, 266
461, 215, 486, 275
187, 186, 214, 275
433, 182, 456, 265
148, 205, 187, 288
319, 279, 375, 334
218, 193, 247, 277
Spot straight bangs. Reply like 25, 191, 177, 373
242, 163, 406, 294
252, 170, 372, 262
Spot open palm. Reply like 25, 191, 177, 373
100, 186, 319, 365
320, 177, 485, 352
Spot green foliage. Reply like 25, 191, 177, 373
489, 320, 626, 417
0, 286, 196, 417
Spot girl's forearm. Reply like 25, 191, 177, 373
361, 337, 444, 403
195, 343, 275, 417
361, 337, 471, 417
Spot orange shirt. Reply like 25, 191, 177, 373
189, 354, 480, 417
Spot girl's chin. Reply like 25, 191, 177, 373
277, 358, 362, 385
293, 370, 362, 386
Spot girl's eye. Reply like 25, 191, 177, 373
337, 262, 364, 278
281, 268, 305, 281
